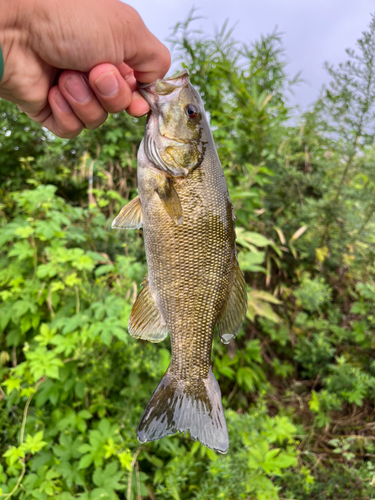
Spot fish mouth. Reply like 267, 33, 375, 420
137, 69, 189, 90
142, 70, 191, 147
137, 69, 190, 107
140, 69, 193, 175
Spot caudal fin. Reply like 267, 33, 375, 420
137, 368, 229, 454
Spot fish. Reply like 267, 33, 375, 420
112, 69, 247, 454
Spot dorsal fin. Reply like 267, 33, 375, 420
112, 196, 143, 230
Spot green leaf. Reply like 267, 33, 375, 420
3, 446, 25, 466
14, 226, 34, 238
242, 231, 272, 247
22, 431, 47, 454
93, 461, 124, 490
3, 377, 22, 395
238, 250, 266, 272
247, 290, 281, 323
309, 390, 320, 413
8, 241, 35, 261
78, 453, 93, 470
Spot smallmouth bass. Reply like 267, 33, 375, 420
113, 70, 247, 453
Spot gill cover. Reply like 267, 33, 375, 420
138, 70, 207, 177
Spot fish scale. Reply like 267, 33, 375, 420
143, 164, 232, 380
112, 69, 247, 453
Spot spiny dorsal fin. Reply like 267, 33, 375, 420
156, 181, 182, 225
112, 196, 143, 230
217, 262, 247, 344
128, 279, 168, 343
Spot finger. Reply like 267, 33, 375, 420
89, 63, 150, 117
118, 63, 150, 117
58, 70, 108, 129
88, 63, 147, 115
118, 63, 138, 91
24, 87, 84, 139
126, 91, 150, 118
48, 87, 84, 138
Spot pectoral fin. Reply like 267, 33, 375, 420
112, 196, 143, 230
156, 182, 182, 225
128, 279, 168, 343
217, 263, 247, 344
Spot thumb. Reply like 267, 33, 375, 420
119, 5, 171, 83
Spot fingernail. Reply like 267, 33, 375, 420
65, 74, 91, 103
54, 91, 72, 113
94, 71, 119, 97
124, 72, 134, 82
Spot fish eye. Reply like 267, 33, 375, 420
185, 103, 199, 120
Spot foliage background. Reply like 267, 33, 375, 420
1, 11, 375, 500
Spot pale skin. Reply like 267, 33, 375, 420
0, 0, 171, 138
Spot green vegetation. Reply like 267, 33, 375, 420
1, 11, 375, 500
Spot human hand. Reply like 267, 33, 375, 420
0, 0, 170, 138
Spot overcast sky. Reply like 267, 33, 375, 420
126, 0, 374, 110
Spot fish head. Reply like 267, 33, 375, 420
138, 69, 208, 178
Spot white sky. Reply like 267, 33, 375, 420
126, 0, 374, 110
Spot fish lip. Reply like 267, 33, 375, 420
136, 69, 189, 89
136, 81, 154, 90
136, 69, 190, 106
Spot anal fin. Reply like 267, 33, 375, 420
128, 279, 168, 343
156, 181, 182, 225
217, 262, 247, 344
112, 195, 143, 230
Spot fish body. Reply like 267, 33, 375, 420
113, 70, 247, 453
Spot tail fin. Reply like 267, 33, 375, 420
137, 368, 229, 454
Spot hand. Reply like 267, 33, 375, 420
0, 0, 170, 138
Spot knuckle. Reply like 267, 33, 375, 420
103, 101, 126, 114
84, 113, 108, 130
25, 105, 52, 124
56, 126, 83, 139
